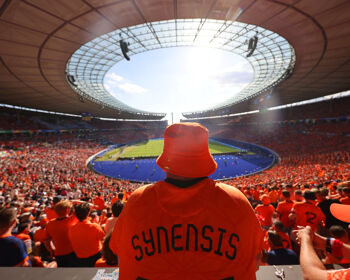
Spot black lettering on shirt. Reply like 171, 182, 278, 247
186, 224, 198, 251
214, 228, 226, 256
142, 229, 155, 256
132, 235, 143, 261
201, 225, 213, 252
156, 226, 170, 254
172, 224, 183, 251
226, 233, 239, 260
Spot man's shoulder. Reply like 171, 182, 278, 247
0, 235, 26, 248
213, 182, 254, 210
214, 181, 247, 199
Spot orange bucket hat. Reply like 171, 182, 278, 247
330, 203, 350, 223
156, 122, 217, 178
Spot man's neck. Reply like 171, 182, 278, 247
165, 176, 207, 188
0, 227, 13, 237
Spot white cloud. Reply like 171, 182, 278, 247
118, 82, 148, 94
106, 73, 123, 82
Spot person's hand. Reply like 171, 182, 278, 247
294, 226, 313, 245
294, 226, 326, 249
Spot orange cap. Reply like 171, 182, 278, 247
261, 194, 271, 205
156, 123, 217, 178
330, 203, 350, 223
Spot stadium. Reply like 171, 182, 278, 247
0, 0, 350, 279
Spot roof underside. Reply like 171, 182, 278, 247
1, 0, 350, 119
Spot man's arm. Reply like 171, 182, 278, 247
297, 226, 327, 280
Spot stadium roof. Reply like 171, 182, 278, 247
0, 0, 350, 119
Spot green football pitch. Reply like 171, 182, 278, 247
95, 139, 241, 161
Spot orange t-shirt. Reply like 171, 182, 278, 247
255, 204, 275, 227
291, 201, 325, 231
111, 197, 119, 206
45, 207, 58, 221
44, 216, 77, 256
276, 200, 294, 229
16, 233, 31, 242
268, 190, 278, 204
33, 228, 47, 243
68, 219, 105, 258
94, 196, 106, 211
110, 179, 263, 280
327, 268, 350, 280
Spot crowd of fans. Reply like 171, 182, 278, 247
0, 104, 350, 272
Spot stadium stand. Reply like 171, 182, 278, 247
1, 96, 349, 277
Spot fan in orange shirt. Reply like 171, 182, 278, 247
276, 190, 294, 231
93, 193, 106, 213
33, 217, 51, 262
69, 202, 105, 267
33, 218, 49, 243
42, 200, 78, 267
45, 196, 61, 221
109, 123, 263, 280
268, 187, 279, 208
289, 191, 325, 232
255, 195, 275, 230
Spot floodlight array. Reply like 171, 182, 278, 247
66, 19, 295, 118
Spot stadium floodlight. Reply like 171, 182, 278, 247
66, 74, 77, 87
246, 32, 258, 57
119, 39, 131, 61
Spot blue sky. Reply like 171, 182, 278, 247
104, 47, 253, 123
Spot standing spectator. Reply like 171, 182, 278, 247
0, 207, 31, 266
276, 190, 294, 232
255, 194, 275, 230
69, 202, 105, 267
289, 190, 325, 232
43, 200, 77, 267
109, 123, 263, 280
93, 192, 106, 214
